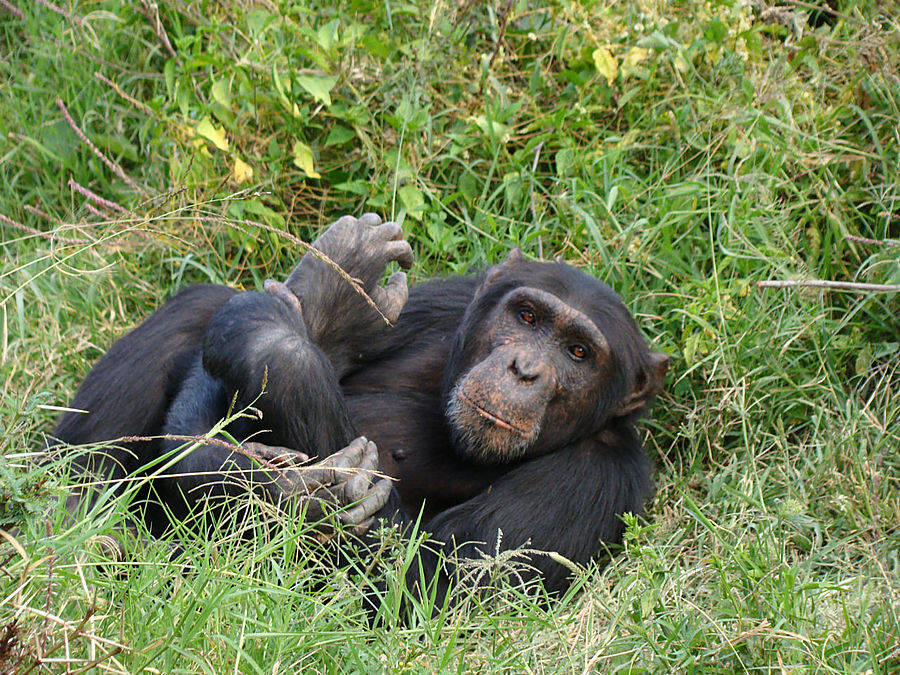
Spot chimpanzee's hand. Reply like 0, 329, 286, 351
282, 213, 414, 375
244, 437, 391, 535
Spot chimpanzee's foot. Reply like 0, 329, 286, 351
244, 437, 391, 534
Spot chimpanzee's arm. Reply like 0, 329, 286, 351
156, 213, 414, 530
158, 354, 391, 532
416, 433, 652, 599
200, 289, 357, 456
283, 213, 412, 377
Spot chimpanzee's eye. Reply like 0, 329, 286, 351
518, 308, 536, 326
568, 344, 588, 361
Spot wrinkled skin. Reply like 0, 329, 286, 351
237, 437, 385, 535
446, 284, 614, 464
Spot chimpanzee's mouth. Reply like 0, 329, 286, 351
457, 392, 535, 439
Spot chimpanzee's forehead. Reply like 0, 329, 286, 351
498, 260, 624, 311
498, 286, 610, 351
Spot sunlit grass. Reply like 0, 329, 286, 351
1, 0, 898, 672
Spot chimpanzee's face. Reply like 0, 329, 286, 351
446, 286, 613, 464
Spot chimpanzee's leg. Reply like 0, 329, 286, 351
198, 212, 412, 455
155, 213, 413, 530
154, 354, 386, 531
52, 284, 236, 522
200, 289, 356, 456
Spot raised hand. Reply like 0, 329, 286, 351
282, 213, 414, 375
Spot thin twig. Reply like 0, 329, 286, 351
529, 140, 544, 259
845, 234, 900, 248
83, 203, 106, 219
68, 178, 131, 215
94, 72, 157, 117
0, 0, 23, 19
483, 0, 514, 88
24, 205, 59, 222
35, 0, 84, 25
69, 646, 124, 675
138, 0, 179, 61
20, 606, 98, 675
42, 521, 54, 646
757, 279, 900, 293
0, 212, 89, 245
56, 98, 146, 195
119, 434, 274, 464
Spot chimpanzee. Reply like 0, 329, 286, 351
53, 213, 668, 599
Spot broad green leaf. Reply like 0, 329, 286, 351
243, 198, 285, 227
196, 116, 229, 151
297, 74, 338, 106
472, 115, 510, 142
316, 19, 339, 51
593, 47, 618, 87
292, 141, 321, 179
637, 31, 679, 50
95, 132, 139, 162
459, 172, 478, 202
325, 125, 355, 147
211, 79, 232, 108
334, 179, 368, 195
246, 9, 277, 36
399, 184, 424, 220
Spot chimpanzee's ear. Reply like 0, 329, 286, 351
505, 247, 524, 264
479, 247, 526, 289
616, 352, 669, 417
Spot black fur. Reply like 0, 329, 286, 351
53, 215, 666, 600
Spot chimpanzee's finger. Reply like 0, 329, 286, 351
384, 239, 414, 269
338, 477, 392, 526
341, 440, 381, 502
357, 212, 383, 228
243, 441, 309, 467
375, 220, 402, 240
302, 436, 368, 486
371, 272, 408, 324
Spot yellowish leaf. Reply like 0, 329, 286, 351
292, 141, 321, 179
196, 116, 229, 152
592, 47, 618, 87
622, 47, 649, 78
190, 137, 212, 157
704, 42, 722, 66
232, 157, 254, 184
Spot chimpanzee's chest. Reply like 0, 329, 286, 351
345, 392, 505, 522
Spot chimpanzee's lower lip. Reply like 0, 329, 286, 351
457, 392, 534, 438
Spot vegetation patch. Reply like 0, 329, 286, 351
1, 0, 898, 672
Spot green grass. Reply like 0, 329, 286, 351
2, 0, 899, 672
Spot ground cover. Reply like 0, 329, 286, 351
1, 0, 898, 672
